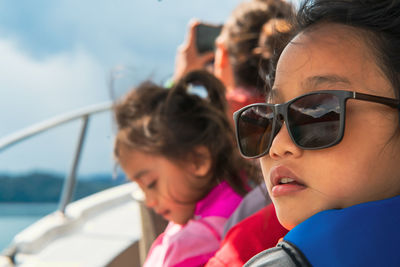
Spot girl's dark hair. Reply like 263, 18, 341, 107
221, 0, 293, 93
221, 0, 294, 93
114, 70, 251, 196
256, 18, 295, 92
295, 0, 400, 100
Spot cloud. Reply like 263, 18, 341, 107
0, 37, 116, 174
0, 38, 108, 135
0, 0, 243, 75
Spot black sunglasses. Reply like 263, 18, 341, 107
233, 90, 400, 159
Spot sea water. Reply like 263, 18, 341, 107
0, 202, 58, 252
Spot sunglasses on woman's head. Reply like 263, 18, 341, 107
233, 90, 400, 159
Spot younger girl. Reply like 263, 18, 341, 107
113, 70, 251, 267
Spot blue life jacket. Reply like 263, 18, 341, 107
284, 195, 400, 267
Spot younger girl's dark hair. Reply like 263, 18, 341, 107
295, 0, 400, 100
114, 70, 251, 196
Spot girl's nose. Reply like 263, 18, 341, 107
269, 123, 303, 159
144, 192, 157, 208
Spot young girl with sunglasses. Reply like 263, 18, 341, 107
235, 0, 400, 266
114, 70, 252, 267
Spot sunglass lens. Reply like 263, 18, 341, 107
237, 105, 274, 157
287, 93, 341, 148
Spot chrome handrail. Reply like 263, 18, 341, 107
0, 102, 113, 152
58, 115, 90, 214
0, 101, 113, 214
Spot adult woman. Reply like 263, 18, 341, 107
234, 0, 400, 266
173, 0, 293, 118
214, 0, 293, 117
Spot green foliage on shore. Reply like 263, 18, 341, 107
0, 171, 127, 202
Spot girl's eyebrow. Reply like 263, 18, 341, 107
270, 74, 351, 101
302, 75, 351, 90
133, 169, 150, 180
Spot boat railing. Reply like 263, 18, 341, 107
0, 101, 113, 214
0, 101, 168, 266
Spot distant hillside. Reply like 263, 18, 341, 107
0, 171, 127, 202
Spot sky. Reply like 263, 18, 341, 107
0, 0, 246, 175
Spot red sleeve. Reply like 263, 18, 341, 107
226, 87, 265, 116
205, 204, 288, 267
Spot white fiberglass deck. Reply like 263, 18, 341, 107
1, 183, 141, 267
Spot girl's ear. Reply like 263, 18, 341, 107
214, 39, 235, 91
214, 40, 229, 69
188, 146, 212, 177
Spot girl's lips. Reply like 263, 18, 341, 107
269, 165, 306, 197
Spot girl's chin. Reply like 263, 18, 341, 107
171, 216, 191, 225
275, 208, 313, 230
274, 214, 296, 230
